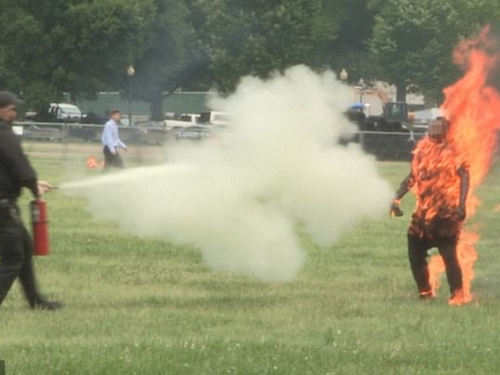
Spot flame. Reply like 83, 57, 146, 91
419, 26, 500, 305
86, 156, 103, 169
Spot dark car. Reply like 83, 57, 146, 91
81, 111, 108, 125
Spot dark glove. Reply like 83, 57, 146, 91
455, 206, 466, 221
390, 201, 404, 217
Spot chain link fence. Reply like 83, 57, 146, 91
15, 122, 169, 167
14, 122, 421, 166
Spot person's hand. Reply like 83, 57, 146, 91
37, 180, 54, 195
455, 206, 466, 221
390, 200, 404, 217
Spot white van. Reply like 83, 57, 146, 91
198, 111, 230, 127
49, 103, 82, 121
164, 113, 201, 130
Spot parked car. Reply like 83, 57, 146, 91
25, 103, 82, 123
81, 111, 108, 125
164, 113, 201, 130
48, 103, 82, 122
179, 113, 200, 123
198, 111, 230, 127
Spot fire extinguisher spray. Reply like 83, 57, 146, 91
30, 199, 50, 256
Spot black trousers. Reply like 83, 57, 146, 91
0, 201, 40, 307
408, 233, 463, 296
103, 146, 125, 172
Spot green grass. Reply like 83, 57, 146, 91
2, 150, 500, 374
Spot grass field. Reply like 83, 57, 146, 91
1, 146, 500, 375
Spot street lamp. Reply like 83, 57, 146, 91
339, 68, 348, 82
358, 78, 366, 103
127, 65, 135, 126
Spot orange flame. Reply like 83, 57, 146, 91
86, 156, 103, 169
425, 26, 500, 305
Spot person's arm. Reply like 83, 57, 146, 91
0, 132, 39, 197
117, 138, 127, 150
396, 173, 415, 200
390, 173, 415, 217
102, 122, 116, 154
37, 180, 54, 195
456, 164, 470, 221
114, 123, 127, 150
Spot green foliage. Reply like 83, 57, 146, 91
0, 0, 156, 110
370, 0, 500, 101
60, 0, 157, 95
0, 0, 499, 114
132, 0, 201, 120
199, 0, 337, 91
322, 0, 381, 83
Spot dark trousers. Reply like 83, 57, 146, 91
0, 201, 40, 307
408, 233, 463, 296
103, 146, 125, 172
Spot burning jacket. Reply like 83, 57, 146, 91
408, 137, 469, 237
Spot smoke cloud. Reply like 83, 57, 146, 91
62, 65, 393, 281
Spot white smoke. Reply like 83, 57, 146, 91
62, 65, 393, 281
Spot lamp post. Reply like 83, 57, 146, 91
127, 65, 135, 126
358, 78, 366, 103
339, 68, 348, 82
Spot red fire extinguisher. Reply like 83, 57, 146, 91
30, 199, 50, 256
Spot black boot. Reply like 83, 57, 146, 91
31, 297, 63, 311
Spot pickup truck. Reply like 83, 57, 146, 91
164, 113, 200, 130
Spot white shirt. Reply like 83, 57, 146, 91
101, 119, 126, 153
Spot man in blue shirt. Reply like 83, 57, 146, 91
101, 110, 127, 171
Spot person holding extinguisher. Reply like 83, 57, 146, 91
0, 91, 62, 310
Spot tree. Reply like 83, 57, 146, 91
131, 0, 203, 120
322, 0, 383, 84
60, 0, 156, 96
196, 0, 337, 92
0, 0, 156, 113
370, 0, 500, 103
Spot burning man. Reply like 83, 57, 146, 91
0, 91, 62, 310
390, 117, 469, 301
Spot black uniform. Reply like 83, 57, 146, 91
0, 120, 46, 307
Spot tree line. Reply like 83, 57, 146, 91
0, 0, 499, 119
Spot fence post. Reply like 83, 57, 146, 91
359, 130, 365, 149
62, 122, 68, 162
